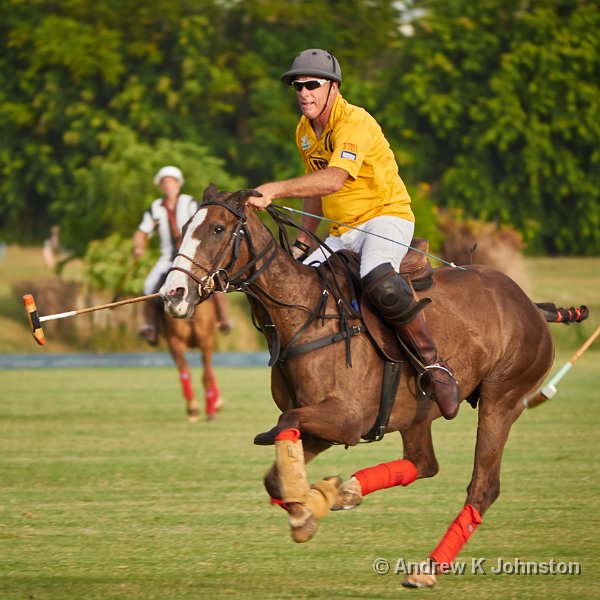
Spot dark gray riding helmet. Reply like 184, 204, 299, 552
281, 49, 342, 86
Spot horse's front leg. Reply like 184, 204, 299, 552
263, 433, 332, 500
259, 397, 364, 543
255, 396, 364, 447
165, 327, 199, 422
198, 335, 222, 420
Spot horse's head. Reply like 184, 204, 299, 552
160, 184, 263, 319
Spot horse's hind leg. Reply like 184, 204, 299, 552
334, 421, 439, 510
404, 386, 525, 588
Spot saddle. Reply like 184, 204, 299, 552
330, 238, 433, 363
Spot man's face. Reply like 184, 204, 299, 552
159, 176, 181, 196
293, 77, 335, 120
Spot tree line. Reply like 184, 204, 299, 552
1, 0, 598, 255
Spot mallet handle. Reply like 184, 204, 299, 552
38, 293, 160, 322
568, 324, 600, 364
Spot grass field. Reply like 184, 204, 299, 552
1, 350, 598, 599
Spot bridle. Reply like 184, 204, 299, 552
166, 200, 279, 302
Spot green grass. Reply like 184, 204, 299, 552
1, 353, 598, 599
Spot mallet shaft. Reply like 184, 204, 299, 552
39, 293, 161, 322
524, 324, 600, 409
23, 292, 162, 346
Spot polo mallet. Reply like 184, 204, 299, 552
523, 323, 600, 409
22, 292, 160, 346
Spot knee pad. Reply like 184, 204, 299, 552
361, 263, 415, 325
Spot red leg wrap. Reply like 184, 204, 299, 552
275, 428, 301, 442
205, 383, 218, 417
179, 370, 194, 401
269, 497, 291, 512
430, 504, 482, 569
353, 459, 418, 496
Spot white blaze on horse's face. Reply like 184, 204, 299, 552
160, 208, 208, 317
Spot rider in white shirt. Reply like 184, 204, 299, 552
134, 166, 230, 344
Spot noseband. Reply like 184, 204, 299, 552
167, 200, 278, 302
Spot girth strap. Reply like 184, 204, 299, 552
362, 360, 404, 442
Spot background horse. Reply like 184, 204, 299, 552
160, 187, 587, 588
155, 297, 224, 422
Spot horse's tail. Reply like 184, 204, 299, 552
535, 303, 589, 324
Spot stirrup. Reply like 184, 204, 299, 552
139, 324, 158, 346
416, 364, 457, 398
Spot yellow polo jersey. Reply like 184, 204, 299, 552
295, 94, 414, 236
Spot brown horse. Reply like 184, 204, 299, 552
155, 297, 224, 422
160, 187, 587, 588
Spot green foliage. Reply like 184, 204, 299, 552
84, 233, 157, 296
378, 0, 600, 255
407, 183, 444, 254
57, 126, 244, 255
1, 0, 598, 255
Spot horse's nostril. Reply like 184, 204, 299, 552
170, 287, 185, 299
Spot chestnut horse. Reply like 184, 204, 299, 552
160, 187, 587, 588
155, 297, 224, 422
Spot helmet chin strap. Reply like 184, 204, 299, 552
314, 81, 334, 121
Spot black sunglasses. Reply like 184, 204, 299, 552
291, 79, 330, 91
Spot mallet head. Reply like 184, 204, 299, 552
22, 294, 47, 346
523, 384, 557, 409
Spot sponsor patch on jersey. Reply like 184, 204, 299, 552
301, 135, 311, 150
340, 150, 357, 160
343, 142, 358, 153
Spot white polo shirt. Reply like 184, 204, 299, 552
138, 194, 198, 260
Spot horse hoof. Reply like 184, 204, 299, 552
254, 424, 284, 446
401, 573, 437, 588
186, 406, 200, 423
331, 476, 363, 511
288, 504, 318, 543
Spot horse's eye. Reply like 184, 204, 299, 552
213, 224, 225, 235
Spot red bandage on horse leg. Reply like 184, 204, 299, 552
205, 381, 220, 417
430, 504, 482, 569
269, 497, 291, 512
352, 459, 418, 496
179, 370, 194, 401
275, 428, 301, 442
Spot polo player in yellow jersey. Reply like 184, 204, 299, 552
246, 49, 460, 420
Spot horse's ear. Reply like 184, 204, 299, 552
203, 183, 219, 202
233, 189, 263, 206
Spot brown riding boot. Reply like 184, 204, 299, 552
212, 293, 231, 333
362, 262, 460, 419
397, 311, 461, 420
139, 300, 159, 346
